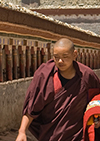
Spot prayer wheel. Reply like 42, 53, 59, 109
47, 43, 51, 60
79, 49, 82, 63
82, 49, 86, 65
90, 50, 94, 69
26, 46, 30, 77
98, 50, 100, 68
37, 47, 41, 68
85, 49, 90, 67
77, 48, 82, 63
0, 45, 3, 82
43, 47, 46, 63
31, 47, 37, 74
12, 46, 17, 79
41, 48, 45, 63
93, 50, 97, 69
18, 46, 25, 78
6, 53, 12, 80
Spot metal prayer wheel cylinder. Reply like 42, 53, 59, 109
31, 47, 35, 75
12, 46, 18, 79
26, 46, 30, 77
47, 43, 51, 60
90, 50, 94, 69
43, 47, 46, 63
80, 50, 82, 63
93, 50, 97, 69
50, 44, 54, 59
6, 53, 12, 81
0, 45, 3, 82
18, 46, 25, 78
77, 48, 82, 63
33, 47, 37, 71
37, 47, 41, 68
81, 49, 86, 65
85, 49, 90, 67
20, 52, 25, 78
41, 48, 45, 63
97, 50, 100, 68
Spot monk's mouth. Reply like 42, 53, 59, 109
58, 64, 65, 67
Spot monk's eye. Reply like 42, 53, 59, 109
63, 55, 69, 58
54, 56, 59, 59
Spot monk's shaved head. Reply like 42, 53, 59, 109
54, 38, 74, 52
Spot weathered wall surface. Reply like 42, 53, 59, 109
0, 70, 100, 133
50, 14, 100, 35
1, 0, 21, 5
0, 77, 32, 132
40, 0, 100, 7
2, 0, 100, 8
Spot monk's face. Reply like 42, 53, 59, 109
53, 46, 77, 72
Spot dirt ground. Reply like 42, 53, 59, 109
0, 129, 37, 141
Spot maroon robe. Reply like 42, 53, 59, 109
23, 59, 100, 141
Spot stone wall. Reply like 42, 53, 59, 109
0, 77, 32, 132
1, 0, 21, 5
2, 0, 100, 8
0, 69, 100, 133
40, 0, 100, 8
50, 14, 100, 35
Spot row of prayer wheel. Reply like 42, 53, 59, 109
0, 38, 52, 82
76, 48, 100, 69
0, 37, 100, 82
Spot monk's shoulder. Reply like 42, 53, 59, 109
34, 59, 55, 77
77, 62, 94, 73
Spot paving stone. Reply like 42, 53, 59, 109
0, 130, 37, 141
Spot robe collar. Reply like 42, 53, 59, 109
53, 60, 82, 78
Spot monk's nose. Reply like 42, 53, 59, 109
58, 58, 63, 62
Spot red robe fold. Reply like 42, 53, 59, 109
23, 59, 100, 141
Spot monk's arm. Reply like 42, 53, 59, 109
19, 113, 33, 134
15, 113, 33, 141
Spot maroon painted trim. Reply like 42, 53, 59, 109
31, 8, 100, 16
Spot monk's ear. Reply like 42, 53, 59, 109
73, 50, 77, 60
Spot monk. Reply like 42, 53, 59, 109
15, 38, 100, 141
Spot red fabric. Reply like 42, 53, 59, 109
83, 94, 100, 141
53, 71, 62, 94
88, 125, 95, 141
